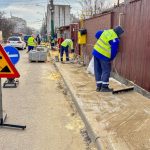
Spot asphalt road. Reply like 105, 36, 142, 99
0, 50, 86, 150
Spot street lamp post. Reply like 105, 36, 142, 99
49, 0, 54, 42
117, 0, 120, 6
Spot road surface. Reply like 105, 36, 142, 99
0, 50, 87, 150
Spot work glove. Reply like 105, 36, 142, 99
71, 49, 74, 53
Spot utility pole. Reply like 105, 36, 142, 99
117, 0, 120, 6
49, 0, 54, 42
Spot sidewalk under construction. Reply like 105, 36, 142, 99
52, 51, 150, 150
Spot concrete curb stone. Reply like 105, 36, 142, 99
54, 62, 102, 150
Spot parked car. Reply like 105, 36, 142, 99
6, 36, 26, 50
23, 35, 31, 45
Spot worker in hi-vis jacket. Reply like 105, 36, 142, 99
92, 26, 124, 92
27, 34, 37, 53
60, 39, 74, 62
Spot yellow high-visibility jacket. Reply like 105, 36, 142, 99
27, 37, 36, 47
94, 29, 118, 58
61, 39, 73, 49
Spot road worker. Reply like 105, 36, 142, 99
92, 26, 124, 92
57, 34, 64, 52
35, 34, 41, 45
27, 34, 37, 53
60, 39, 74, 62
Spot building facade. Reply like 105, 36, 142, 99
46, 4, 71, 36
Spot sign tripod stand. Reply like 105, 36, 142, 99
0, 79, 26, 129
0, 45, 26, 130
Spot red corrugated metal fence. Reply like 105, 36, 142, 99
78, 0, 150, 91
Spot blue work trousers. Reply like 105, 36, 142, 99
28, 46, 34, 52
60, 46, 69, 61
94, 56, 111, 88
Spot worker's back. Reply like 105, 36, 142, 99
61, 39, 72, 47
61, 39, 73, 50
28, 37, 36, 47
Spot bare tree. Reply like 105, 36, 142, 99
96, 0, 106, 13
25, 27, 33, 35
78, 0, 90, 18
0, 11, 15, 41
78, 0, 108, 18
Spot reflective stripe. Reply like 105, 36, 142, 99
99, 38, 110, 47
96, 81, 102, 84
96, 42, 111, 53
102, 82, 109, 84
94, 30, 118, 59
94, 44, 111, 58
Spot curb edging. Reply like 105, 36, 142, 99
54, 62, 102, 150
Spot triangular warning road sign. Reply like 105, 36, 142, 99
0, 44, 20, 78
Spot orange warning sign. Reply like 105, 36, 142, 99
0, 44, 20, 78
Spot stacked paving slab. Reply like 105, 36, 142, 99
29, 46, 48, 62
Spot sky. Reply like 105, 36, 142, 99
0, 0, 121, 30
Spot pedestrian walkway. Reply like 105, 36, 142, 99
53, 54, 150, 150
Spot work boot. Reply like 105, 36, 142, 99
96, 87, 101, 92
66, 57, 69, 61
100, 87, 113, 92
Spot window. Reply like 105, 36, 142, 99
9, 37, 20, 41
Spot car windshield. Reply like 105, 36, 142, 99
9, 37, 20, 41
